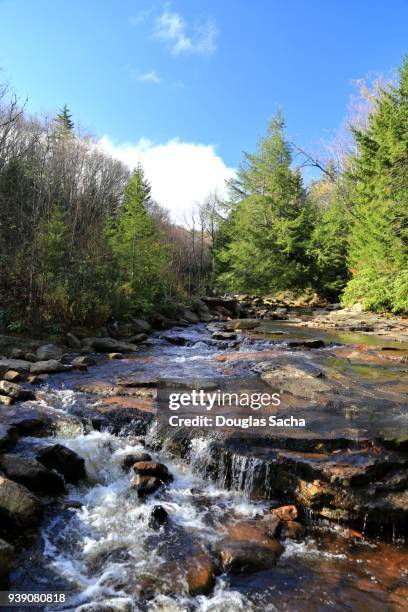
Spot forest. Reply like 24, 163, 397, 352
0, 55, 407, 332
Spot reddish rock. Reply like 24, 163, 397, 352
271, 504, 298, 522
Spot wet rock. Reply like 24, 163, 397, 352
287, 339, 326, 349
107, 352, 123, 360
132, 461, 173, 483
35, 344, 63, 361
0, 395, 13, 406
0, 454, 65, 494
0, 538, 15, 579
30, 360, 72, 375
72, 355, 96, 367
129, 333, 148, 344
217, 540, 283, 575
258, 513, 281, 538
201, 296, 239, 316
186, 552, 216, 595
280, 520, 305, 540
148, 504, 168, 528
0, 359, 31, 375
89, 338, 138, 353
0, 424, 18, 452
0, 475, 43, 527
27, 375, 47, 385
193, 298, 212, 322
212, 331, 237, 341
133, 475, 163, 496
66, 333, 81, 349
3, 370, 23, 382
0, 381, 35, 402
117, 375, 159, 388
162, 335, 189, 346
271, 504, 298, 521
122, 451, 152, 469
36, 444, 86, 484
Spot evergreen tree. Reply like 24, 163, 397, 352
216, 113, 316, 293
55, 104, 74, 135
110, 164, 170, 314
342, 56, 408, 312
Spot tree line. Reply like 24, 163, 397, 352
0, 55, 407, 333
214, 55, 408, 314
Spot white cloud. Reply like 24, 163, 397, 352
99, 136, 235, 222
154, 10, 218, 56
139, 70, 161, 83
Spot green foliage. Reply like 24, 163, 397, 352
342, 56, 408, 313
55, 104, 74, 134
216, 113, 316, 293
109, 165, 173, 315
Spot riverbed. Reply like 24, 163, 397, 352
7, 317, 408, 611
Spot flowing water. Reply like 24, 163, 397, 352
7, 320, 408, 611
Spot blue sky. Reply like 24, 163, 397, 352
0, 0, 407, 218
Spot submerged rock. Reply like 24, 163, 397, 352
36, 444, 86, 484
186, 551, 216, 595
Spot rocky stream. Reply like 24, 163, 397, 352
0, 298, 407, 611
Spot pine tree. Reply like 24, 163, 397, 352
55, 104, 74, 135
342, 56, 408, 312
110, 164, 170, 314
216, 113, 316, 293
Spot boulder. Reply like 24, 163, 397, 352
148, 505, 169, 529
280, 520, 305, 540
132, 461, 173, 483
212, 331, 237, 341
217, 540, 283, 575
162, 335, 189, 346
27, 375, 47, 385
133, 475, 163, 496
3, 370, 23, 383
35, 344, 63, 361
0, 539, 15, 579
122, 451, 152, 469
149, 313, 173, 330
30, 360, 72, 375
0, 381, 35, 402
36, 444, 86, 484
0, 454, 65, 494
186, 552, 216, 595
193, 298, 212, 322
0, 359, 31, 375
271, 504, 298, 521
131, 319, 151, 334
0, 424, 18, 452
129, 333, 148, 344
287, 339, 326, 349
0, 475, 43, 527
24, 352, 37, 362
72, 355, 96, 367
66, 333, 81, 349
0, 395, 13, 406
90, 338, 138, 353
180, 308, 199, 324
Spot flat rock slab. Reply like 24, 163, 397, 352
0, 404, 83, 438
